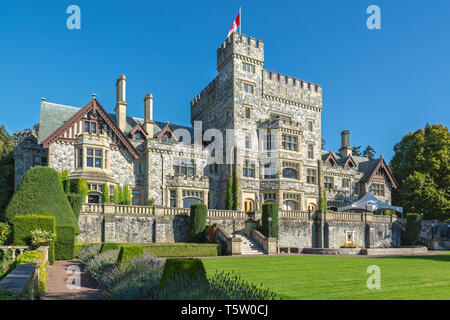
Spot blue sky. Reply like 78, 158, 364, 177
1, 0, 449, 161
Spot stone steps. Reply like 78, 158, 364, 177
235, 234, 265, 255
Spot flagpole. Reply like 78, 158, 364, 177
239, 7, 242, 36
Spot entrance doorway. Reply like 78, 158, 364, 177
243, 199, 254, 212
345, 231, 354, 247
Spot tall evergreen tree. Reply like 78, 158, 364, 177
352, 145, 362, 156
363, 145, 376, 160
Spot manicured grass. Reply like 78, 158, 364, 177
201, 253, 450, 300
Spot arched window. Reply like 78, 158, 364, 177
283, 200, 298, 211
307, 203, 316, 211
244, 199, 254, 212
282, 168, 298, 179
182, 197, 202, 208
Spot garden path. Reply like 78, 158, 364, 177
43, 260, 100, 300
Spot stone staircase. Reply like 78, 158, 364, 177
235, 233, 265, 255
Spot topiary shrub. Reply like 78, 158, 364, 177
100, 243, 120, 253
405, 213, 422, 245
117, 245, 144, 265
189, 203, 207, 243
67, 194, 83, 221
12, 214, 55, 264
5, 167, 79, 233
261, 202, 279, 239
159, 258, 207, 289
55, 225, 75, 260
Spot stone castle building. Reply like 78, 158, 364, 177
14, 32, 398, 213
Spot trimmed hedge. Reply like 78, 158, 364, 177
189, 203, 207, 243
100, 243, 120, 253
117, 245, 144, 264
160, 258, 208, 288
5, 167, 79, 233
12, 215, 55, 264
67, 194, 83, 221
261, 202, 279, 239
55, 226, 75, 260
143, 243, 220, 257
405, 213, 422, 245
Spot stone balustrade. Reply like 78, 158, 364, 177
80, 203, 395, 225
0, 246, 33, 262
279, 210, 311, 219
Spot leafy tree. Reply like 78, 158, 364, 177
390, 124, 449, 220
0, 126, 14, 221
352, 145, 361, 156
363, 145, 376, 160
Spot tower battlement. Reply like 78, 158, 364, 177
263, 70, 322, 93
217, 32, 264, 71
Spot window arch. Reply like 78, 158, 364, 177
283, 200, 298, 211
307, 203, 316, 211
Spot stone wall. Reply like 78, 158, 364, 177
78, 208, 401, 248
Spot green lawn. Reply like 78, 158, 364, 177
201, 253, 450, 300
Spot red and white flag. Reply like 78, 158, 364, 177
227, 10, 241, 38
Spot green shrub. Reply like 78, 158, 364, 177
117, 245, 144, 264
405, 213, 422, 245
77, 178, 89, 199
113, 186, 120, 204
67, 194, 83, 221
319, 189, 327, 211
100, 243, 120, 253
5, 166, 79, 233
189, 203, 207, 242
0, 222, 11, 245
75, 243, 97, 257
160, 258, 207, 288
55, 226, 75, 260
142, 243, 220, 257
12, 214, 56, 264
261, 202, 279, 239
103, 183, 110, 203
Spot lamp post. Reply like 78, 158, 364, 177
268, 216, 272, 238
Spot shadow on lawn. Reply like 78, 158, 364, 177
378, 253, 450, 262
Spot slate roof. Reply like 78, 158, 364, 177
38, 100, 194, 142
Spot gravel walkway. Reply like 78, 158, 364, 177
43, 260, 101, 300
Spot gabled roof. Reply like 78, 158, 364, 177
321, 150, 398, 189
360, 157, 398, 188
155, 123, 179, 141
39, 101, 80, 143
323, 152, 338, 166
41, 99, 140, 159
129, 123, 148, 139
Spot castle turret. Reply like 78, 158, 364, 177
115, 74, 127, 132
144, 93, 154, 137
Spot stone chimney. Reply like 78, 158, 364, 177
115, 74, 127, 132
339, 130, 352, 157
143, 93, 154, 137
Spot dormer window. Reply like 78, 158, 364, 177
134, 132, 142, 140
